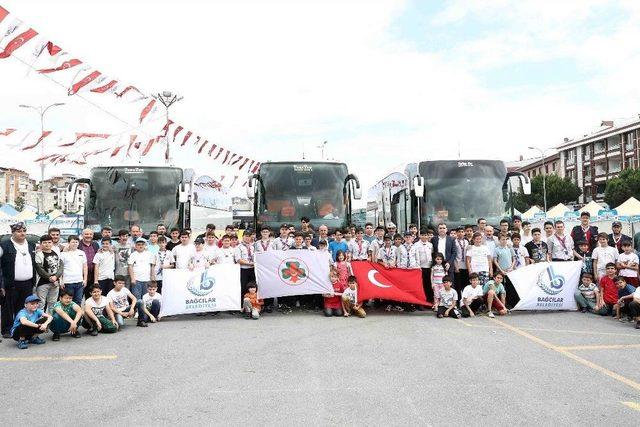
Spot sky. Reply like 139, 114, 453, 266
1, 0, 640, 196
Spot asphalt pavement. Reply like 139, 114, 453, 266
1, 309, 639, 426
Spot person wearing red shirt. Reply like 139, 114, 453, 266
598, 263, 619, 316
323, 268, 346, 317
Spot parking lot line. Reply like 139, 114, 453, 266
557, 344, 640, 351
489, 318, 640, 393
0, 354, 117, 362
621, 401, 640, 412
460, 318, 639, 337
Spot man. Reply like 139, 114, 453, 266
172, 231, 196, 269
48, 227, 65, 254
607, 221, 632, 254
385, 222, 397, 236
196, 224, 216, 241
453, 226, 469, 303
363, 223, 376, 244
412, 229, 433, 306
512, 215, 523, 234
483, 226, 498, 254
79, 228, 100, 298
129, 224, 144, 246
311, 225, 332, 248
476, 218, 487, 235
547, 220, 574, 261
300, 217, 313, 235
156, 223, 168, 238
543, 221, 554, 240
571, 212, 598, 252
431, 223, 457, 278
0, 222, 37, 338
100, 226, 113, 243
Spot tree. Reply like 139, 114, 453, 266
14, 196, 25, 211
604, 168, 640, 208
512, 174, 581, 212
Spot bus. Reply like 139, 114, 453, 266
67, 166, 192, 234
367, 160, 531, 231
246, 161, 362, 232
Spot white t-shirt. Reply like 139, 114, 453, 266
216, 247, 237, 264
439, 288, 458, 307
84, 296, 109, 316
172, 244, 196, 269
107, 287, 134, 310
412, 241, 433, 268
128, 250, 155, 281
6, 239, 34, 281
461, 284, 484, 303
592, 245, 619, 274
342, 287, 357, 305
154, 250, 175, 280
633, 286, 640, 300
143, 292, 162, 310
93, 250, 115, 280
204, 244, 220, 259
466, 245, 490, 273
617, 252, 639, 277
61, 249, 87, 283
437, 237, 447, 257
190, 251, 211, 271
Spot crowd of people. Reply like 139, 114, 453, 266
1, 211, 639, 350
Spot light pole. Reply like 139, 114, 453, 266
152, 91, 183, 164
317, 140, 327, 160
19, 102, 65, 214
528, 146, 551, 213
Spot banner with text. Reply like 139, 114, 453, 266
507, 261, 581, 311
160, 265, 241, 316
255, 251, 332, 299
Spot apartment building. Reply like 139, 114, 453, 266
0, 167, 32, 205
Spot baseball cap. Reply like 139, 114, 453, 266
194, 237, 205, 244
387, 222, 396, 228
403, 231, 413, 237
383, 233, 392, 240
612, 221, 622, 227
25, 295, 41, 304
135, 237, 147, 244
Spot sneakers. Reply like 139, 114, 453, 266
580, 307, 587, 313
137, 321, 148, 327
17, 340, 28, 350
89, 328, 98, 336
385, 304, 392, 312
487, 311, 495, 318
265, 306, 273, 313
636, 321, 640, 329
30, 336, 46, 345
394, 305, 404, 312
52, 333, 60, 341
71, 332, 81, 339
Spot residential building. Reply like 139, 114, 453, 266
0, 167, 32, 205
556, 116, 640, 203
508, 151, 560, 179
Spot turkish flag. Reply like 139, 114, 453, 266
351, 261, 429, 306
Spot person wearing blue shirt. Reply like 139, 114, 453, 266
614, 276, 637, 321
11, 295, 52, 349
328, 229, 349, 261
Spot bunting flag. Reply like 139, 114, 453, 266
139, 99, 156, 123
90, 79, 117, 93
21, 130, 51, 150
37, 58, 82, 74
173, 125, 183, 141
141, 137, 158, 156
161, 119, 174, 137
208, 143, 218, 156
214, 147, 224, 160
0, 6, 9, 24
0, 28, 38, 59
126, 134, 138, 157
181, 131, 192, 146
69, 70, 101, 95
238, 158, 250, 170
116, 85, 142, 98
198, 139, 209, 154
46, 41, 61, 55
110, 145, 124, 157
0, 128, 17, 136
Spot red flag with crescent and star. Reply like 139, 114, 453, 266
351, 261, 429, 306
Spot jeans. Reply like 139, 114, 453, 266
12, 317, 46, 341
50, 312, 75, 334
98, 279, 114, 296
242, 298, 260, 319
140, 300, 161, 323
323, 307, 343, 317
65, 282, 84, 306
1, 280, 35, 335
114, 302, 144, 326
36, 283, 59, 313
132, 281, 149, 301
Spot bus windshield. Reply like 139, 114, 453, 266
257, 162, 348, 230
85, 167, 183, 232
419, 160, 507, 227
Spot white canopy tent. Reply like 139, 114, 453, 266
580, 200, 604, 217
546, 203, 570, 218
521, 205, 542, 219
615, 197, 640, 216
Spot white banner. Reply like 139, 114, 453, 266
255, 251, 332, 299
160, 265, 241, 316
507, 261, 581, 311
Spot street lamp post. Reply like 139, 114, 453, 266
317, 141, 327, 160
19, 102, 65, 214
528, 146, 550, 213
152, 91, 183, 165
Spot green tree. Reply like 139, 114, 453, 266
512, 174, 581, 212
604, 168, 640, 208
14, 196, 25, 211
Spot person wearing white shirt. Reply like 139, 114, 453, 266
215, 235, 237, 264
128, 238, 156, 300
368, 226, 386, 262
592, 233, 619, 281
236, 231, 256, 295
453, 227, 470, 303
349, 229, 370, 261
466, 232, 493, 285
271, 225, 293, 251
616, 241, 639, 286
154, 236, 174, 294
520, 221, 533, 245
190, 238, 213, 271
547, 220, 574, 261
172, 232, 196, 270
412, 230, 433, 307
376, 235, 397, 268
461, 274, 484, 317
60, 236, 88, 306
204, 233, 221, 260
107, 277, 140, 327
510, 234, 528, 270
93, 237, 116, 296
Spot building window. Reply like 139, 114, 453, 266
625, 131, 635, 152
545, 164, 549, 174
594, 161, 606, 176
566, 149, 576, 166
532, 170, 536, 177
594, 140, 606, 155
625, 156, 634, 169
584, 145, 591, 161
608, 135, 621, 152
583, 166, 592, 181
552, 161, 557, 171
608, 157, 621, 174
596, 183, 606, 198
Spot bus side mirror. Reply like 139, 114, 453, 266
66, 183, 77, 205
178, 182, 189, 203
520, 175, 531, 195
413, 176, 424, 198
246, 174, 257, 200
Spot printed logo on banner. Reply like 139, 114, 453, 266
278, 258, 308, 286
535, 265, 566, 308
187, 270, 216, 296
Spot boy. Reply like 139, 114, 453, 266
349, 228, 369, 261
11, 295, 53, 349
598, 263, 619, 316
172, 231, 196, 269
520, 221, 533, 245
318, 240, 333, 268
304, 233, 317, 251
237, 230, 256, 294
154, 236, 174, 294
50, 289, 83, 340
393, 233, 410, 269
483, 272, 508, 317
367, 226, 385, 261
466, 232, 492, 285
83, 284, 118, 335
113, 229, 132, 288
242, 282, 263, 319
574, 240, 593, 278
614, 276, 636, 321
271, 224, 293, 250
93, 236, 116, 295
376, 234, 397, 268
190, 237, 212, 271
453, 226, 469, 302
574, 273, 604, 314
629, 286, 640, 329
147, 231, 160, 256
107, 276, 142, 327
547, 220, 574, 261
494, 233, 515, 275
214, 235, 236, 264
616, 241, 639, 287
35, 234, 63, 312
204, 231, 220, 257
342, 275, 366, 318
128, 238, 156, 301
328, 229, 349, 261
437, 277, 460, 319
60, 235, 88, 305
140, 282, 162, 324
525, 228, 549, 264
510, 233, 528, 270
413, 229, 434, 306
289, 232, 307, 250
592, 233, 619, 281
460, 273, 484, 317
166, 227, 181, 251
